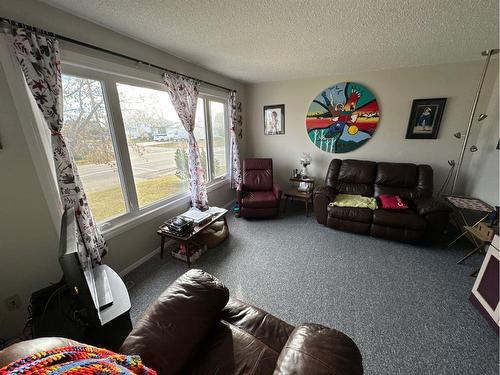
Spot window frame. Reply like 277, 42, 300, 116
198, 93, 231, 182
61, 62, 230, 235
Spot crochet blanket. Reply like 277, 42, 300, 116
0, 345, 156, 374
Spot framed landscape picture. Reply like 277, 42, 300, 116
405, 98, 447, 139
264, 104, 285, 135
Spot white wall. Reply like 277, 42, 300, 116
463, 75, 499, 205
246, 61, 498, 194
0, 0, 246, 339
0, 61, 61, 339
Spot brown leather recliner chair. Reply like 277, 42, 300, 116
0, 270, 363, 374
314, 159, 451, 244
237, 158, 282, 218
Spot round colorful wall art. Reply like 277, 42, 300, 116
305, 82, 380, 153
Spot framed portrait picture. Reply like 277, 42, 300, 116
405, 98, 447, 139
264, 104, 285, 135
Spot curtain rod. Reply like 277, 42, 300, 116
0, 16, 233, 93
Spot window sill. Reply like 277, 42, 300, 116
100, 177, 230, 240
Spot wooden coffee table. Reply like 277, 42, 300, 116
157, 210, 228, 266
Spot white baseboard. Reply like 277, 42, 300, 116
118, 240, 173, 277
118, 201, 235, 277
222, 199, 235, 209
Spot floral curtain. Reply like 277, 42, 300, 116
162, 71, 208, 209
229, 91, 242, 190
11, 27, 107, 265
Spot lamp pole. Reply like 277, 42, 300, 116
450, 49, 499, 195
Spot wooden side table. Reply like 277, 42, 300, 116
283, 177, 315, 216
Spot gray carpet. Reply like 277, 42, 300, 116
123, 204, 499, 374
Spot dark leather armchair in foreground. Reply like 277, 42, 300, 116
237, 158, 282, 218
0, 270, 364, 374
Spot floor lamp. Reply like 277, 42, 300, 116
450, 49, 499, 195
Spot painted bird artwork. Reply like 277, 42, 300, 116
306, 82, 380, 153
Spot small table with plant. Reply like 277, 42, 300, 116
283, 177, 315, 216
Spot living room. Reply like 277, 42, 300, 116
0, 0, 498, 374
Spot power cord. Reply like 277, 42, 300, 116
437, 160, 455, 197
41, 284, 68, 321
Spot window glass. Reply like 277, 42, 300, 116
116, 83, 189, 207
62, 74, 126, 222
209, 100, 227, 177
194, 98, 209, 180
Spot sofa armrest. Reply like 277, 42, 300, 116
120, 269, 229, 374
313, 186, 336, 225
413, 197, 451, 243
313, 185, 336, 201
413, 197, 451, 216
273, 324, 363, 375
273, 183, 282, 200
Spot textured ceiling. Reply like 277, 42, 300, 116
41, 0, 499, 83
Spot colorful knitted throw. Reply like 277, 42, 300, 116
0, 345, 157, 374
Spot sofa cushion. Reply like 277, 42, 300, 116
333, 181, 374, 197
222, 298, 294, 354
188, 297, 295, 374
375, 162, 418, 187
327, 217, 372, 235
242, 158, 273, 191
242, 191, 278, 208
373, 209, 427, 231
374, 163, 433, 200
371, 223, 425, 244
328, 205, 373, 223
325, 159, 376, 196
188, 320, 280, 375
338, 159, 377, 184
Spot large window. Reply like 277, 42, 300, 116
209, 100, 227, 178
116, 83, 189, 207
61, 68, 229, 225
62, 75, 126, 222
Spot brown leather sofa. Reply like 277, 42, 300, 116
0, 270, 363, 374
237, 158, 282, 218
314, 159, 451, 244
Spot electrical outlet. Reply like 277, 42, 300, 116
4, 294, 22, 312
